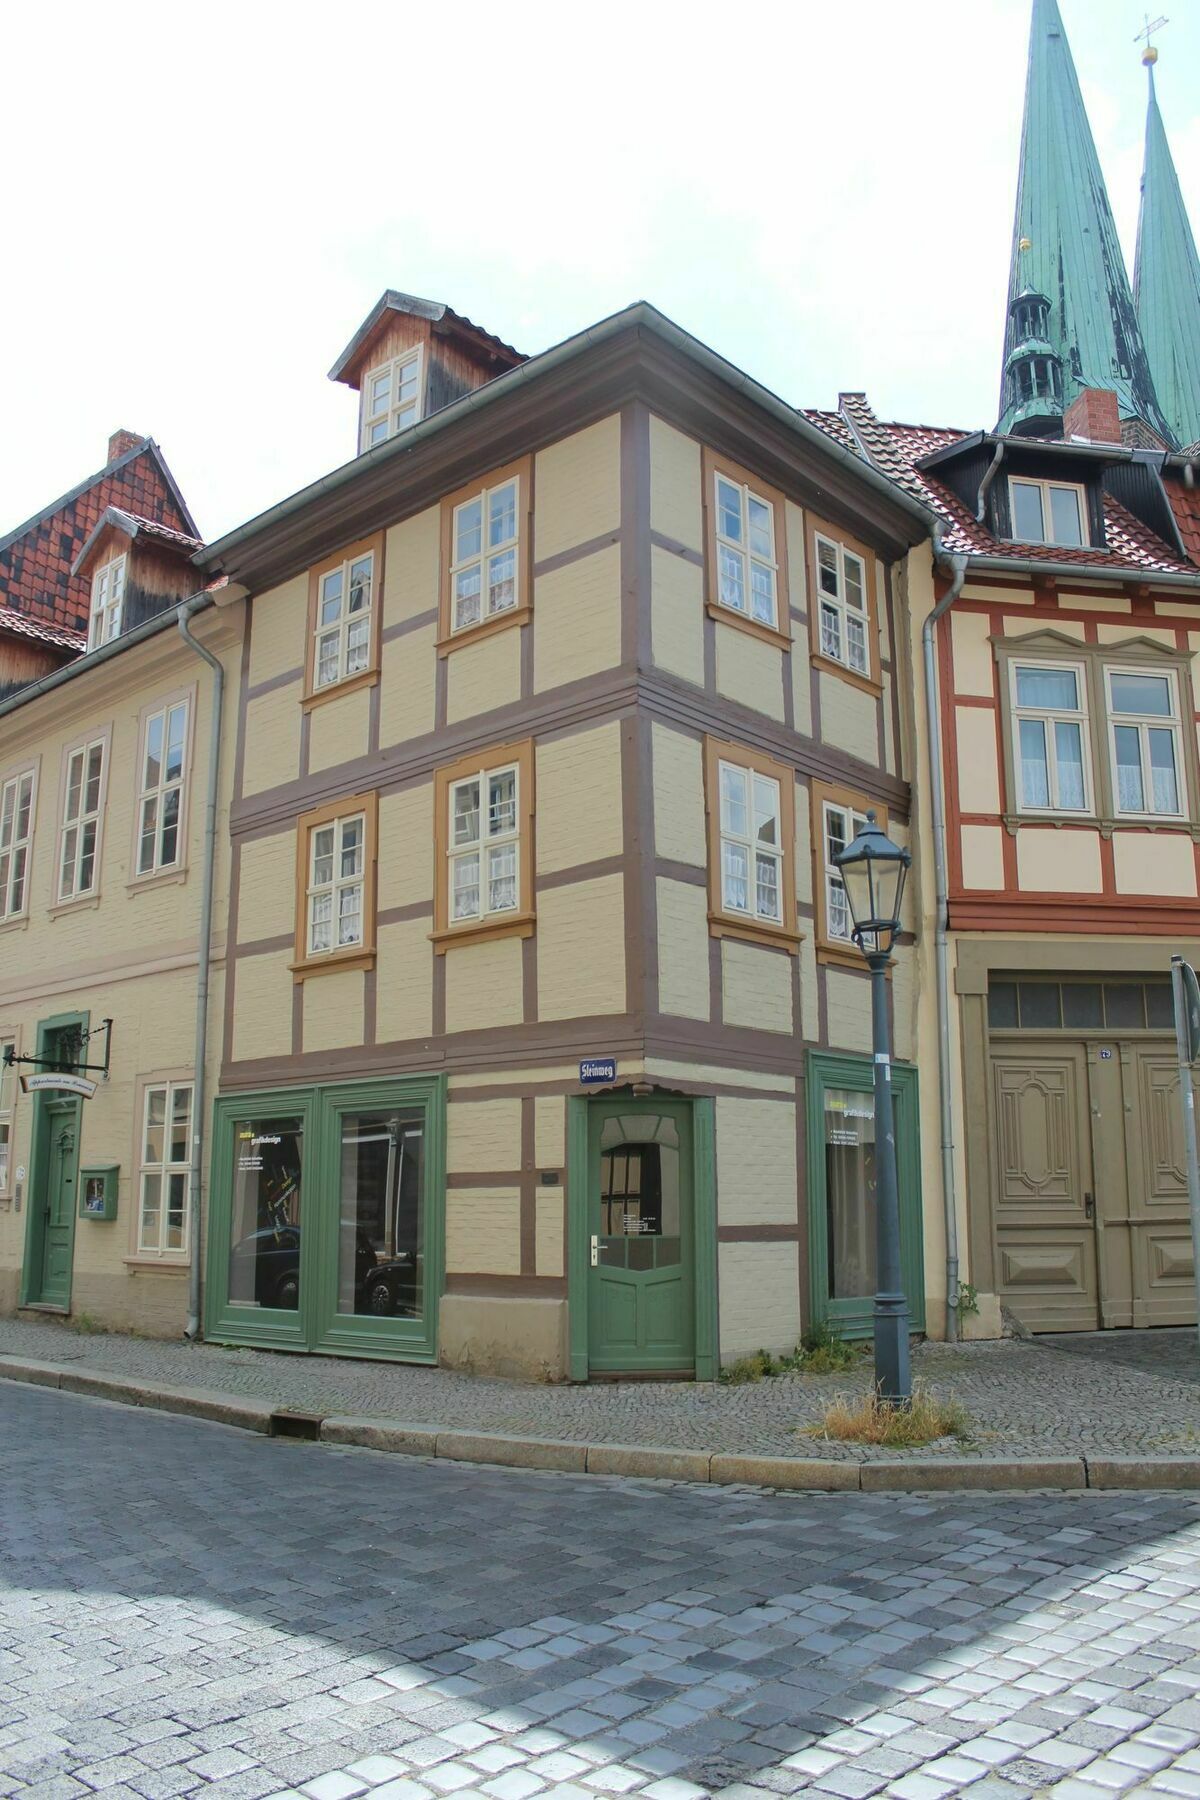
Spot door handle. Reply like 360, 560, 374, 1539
1084, 1192, 1095, 1221
590, 1235, 599, 1267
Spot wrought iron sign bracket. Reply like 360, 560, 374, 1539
2, 1018, 113, 1080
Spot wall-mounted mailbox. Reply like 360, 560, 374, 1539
80, 1165, 119, 1221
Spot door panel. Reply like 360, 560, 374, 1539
990, 1046, 1099, 1331
38, 1103, 80, 1307
1122, 1046, 1195, 1325
588, 1102, 694, 1374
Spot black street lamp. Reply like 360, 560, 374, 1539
831, 810, 913, 1406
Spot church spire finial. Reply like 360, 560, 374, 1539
1135, 13, 1167, 68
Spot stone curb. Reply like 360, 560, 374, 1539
4, 1357, 1200, 1491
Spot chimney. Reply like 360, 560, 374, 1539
1062, 389, 1122, 446
107, 429, 144, 464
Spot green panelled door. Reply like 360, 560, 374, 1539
35, 1099, 81, 1308
587, 1098, 695, 1374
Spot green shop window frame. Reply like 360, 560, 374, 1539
79, 1165, 119, 1221
805, 1049, 924, 1339
204, 1074, 446, 1361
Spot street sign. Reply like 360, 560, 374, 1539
579, 1057, 616, 1086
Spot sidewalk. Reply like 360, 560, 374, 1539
3, 1315, 1200, 1490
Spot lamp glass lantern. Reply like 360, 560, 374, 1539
833, 810, 910, 959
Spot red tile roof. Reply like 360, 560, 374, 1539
0, 439, 200, 634
0, 605, 86, 652
803, 399, 1199, 578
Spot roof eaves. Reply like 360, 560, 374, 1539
0, 590, 213, 724
328, 290, 449, 383
208, 301, 937, 574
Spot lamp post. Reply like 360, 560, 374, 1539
831, 810, 912, 1406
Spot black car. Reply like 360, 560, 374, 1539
228, 1224, 417, 1316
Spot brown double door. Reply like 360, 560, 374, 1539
990, 1036, 1196, 1331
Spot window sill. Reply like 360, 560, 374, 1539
48, 893, 101, 919
0, 914, 30, 935
127, 865, 188, 894
810, 650, 883, 697
124, 1256, 190, 1273
432, 913, 535, 953
290, 947, 377, 981
708, 914, 802, 954
436, 604, 531, 657
1002, 811, 1200, 841
705, 599, 791, 652
302, 667, 379, 710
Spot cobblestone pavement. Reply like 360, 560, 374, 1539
4, 1386, 1200, 1800
1, 1319, 1198, 1463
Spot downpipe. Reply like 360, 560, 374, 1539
922, 542, 969, 1342
176, 597, 225, 1340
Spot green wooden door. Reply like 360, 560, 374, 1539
587, 1098, 695, 1374
35, 1099, 81, 1308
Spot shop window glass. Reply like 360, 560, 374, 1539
227, 1116, 305, 1309
336, 1109, 425, 1319
597, 1113, 681, 1271
824, 1089, 876, 1300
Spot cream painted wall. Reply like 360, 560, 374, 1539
718, 1241, 801, 1357
954, 705, 1001, 812
243, 686, 302, 797
721, 940, 793, 1034
375, 917, 433, 1042
248, 575, 306, 686
448, 1097, 522, 1173
445, 1189, 521, 1274
1015, 828, 1103, 893
960, 824, 1006, 890
950, 611, 995, 698
715, 1096, 797, 1227
378, 627, 436, 745
648, 416, 702, 548
533, 545, 622, 693
825, 966, 872, 1054
444, 935, 523, 1033
534, 1095, 565, 1167
656, 879, 710, 1020
378, 784, 433, 911
536, 722, 623, 874
308, 685, 370, 775
231, 952, 293, 1063
535, 1191, 564, 1277
714, 625, 785, 721
538, 875, 626, 1020
534, 416, 621, 560
650, 546, 704, 686
818, 671, 878, 761
383, 506, 439, 627
446, 626, 521, 725
652, 725, 706, 866
237, 831, 294, 943
1112, 831, 1197, 897
303, 968, 364, 1052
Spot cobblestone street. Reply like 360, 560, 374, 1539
4, 1385, 1200, 1800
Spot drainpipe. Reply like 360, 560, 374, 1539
975, 441, 1005, 522
921, 537, 970, 1342
176, 597, 225, 1340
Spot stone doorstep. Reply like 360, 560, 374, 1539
3, 1358, 1200, 1492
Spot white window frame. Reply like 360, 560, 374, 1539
1105, 664, 1185, 820
717, 758, 783, 925
447, 763, 521, 925
713, 474, 779, 630
1008, 476, 1088, 549
306, 811, 366, 957
822, 799, 871, 944
0, 767, 36, 922
0, 1032, 15, 1198
88, 553, 126, 650
58, 735, 106, 902
449, 478, 521, 635
814, 532, 870, 676
137, 698, 190, 877
1009, 660, 1093, 816
137, 1079, 193, 1258
313, 551, 375, 691
360, 348, 424, 451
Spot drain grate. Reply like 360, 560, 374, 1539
269, 1409, 324, 1440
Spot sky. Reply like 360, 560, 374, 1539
2, 0, 1198, 545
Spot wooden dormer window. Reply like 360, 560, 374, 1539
1008, 477, 1086, 548
88, 553, 126, 650
360, 348, 425, 450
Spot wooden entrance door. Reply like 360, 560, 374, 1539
586, 1099, 695, 1375
1110, 1044, 1195, 1326
28, 1098, 81, 1309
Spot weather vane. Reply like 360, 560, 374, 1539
1135, 14, 1168, 65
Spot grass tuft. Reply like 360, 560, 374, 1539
719, 1326, 868, 1384
803, 1381, 969, 1447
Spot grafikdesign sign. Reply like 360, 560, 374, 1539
20, 1072, 97, 1099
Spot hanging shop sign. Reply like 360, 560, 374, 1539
20, 1072, 98, 1099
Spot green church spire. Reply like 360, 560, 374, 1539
1134, 53, 1200, 450
999, 0, 1173, 445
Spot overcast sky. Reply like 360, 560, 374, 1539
3, 0, 1197, 545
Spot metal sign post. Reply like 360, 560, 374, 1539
1169, 955, 1200, 1350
